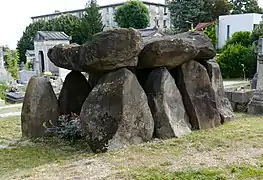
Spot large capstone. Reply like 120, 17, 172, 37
145, 67, 191, 139
138, 36, 198, 69
175, 31, 216, 60
80, 68, 154, 153
21, 76, 59, 138
48, 28, 144, 72
204, 59, 234, 123
174, 60, 221, 130
58, 71, 91, 115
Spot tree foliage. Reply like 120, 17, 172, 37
80, 0, 104, 43
221, 31, 253, 51
17, 15, 81, 64
230, 0, 263, 14
203, 22, 217, 47
217, 44, 257, 78
217, 31, 257, 78
5, 49, 19, 80
17, 20, 47, 64
17, 1, 103, 63
169, 0, 230, 32
115, 0, 149, 29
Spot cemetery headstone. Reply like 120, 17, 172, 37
248, 38, 263, 115
19, 70, 37, 84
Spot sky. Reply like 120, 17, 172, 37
0, 0, 261, 49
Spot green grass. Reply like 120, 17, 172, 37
0, 106, 22, 114
0, 116, 21, 145
1, 114, 263, 179
120, 165, 263, 180
0, 116, 91, 178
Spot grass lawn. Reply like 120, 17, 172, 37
1, 114, 263, 179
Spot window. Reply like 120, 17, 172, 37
156, 6, 159, 14
164, 7, 167, 15
227, 25, 230, 40
107, 8, 109, 13
156, 20, 159, 27
163, 20, 167, 28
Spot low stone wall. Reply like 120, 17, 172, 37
225, 90, 254, 113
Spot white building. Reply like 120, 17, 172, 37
218, 13, 263, 48
34, 31, 71, 78
31, 1, 170, 30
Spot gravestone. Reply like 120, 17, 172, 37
248, 38, 263, 115
19, 70, 37, 84
6, 92, 24, 104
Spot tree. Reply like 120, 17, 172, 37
203, 22, 217, 47
17, 15, 82, 64
49, 15, 82, 44
17, 20, 47, 64
115, 0, 149, 29
230, 0, 263, 14
80, 0, 104, 43
217, 31, 257, 78
204, 0, 231, 20
168, 0, 230, 32
5, 49, 19, 80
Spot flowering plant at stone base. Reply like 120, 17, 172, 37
44, 113, 84, 142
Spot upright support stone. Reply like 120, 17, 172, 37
173, 60, 221, 130
204, 59, 234, 123
80, 68, 154, 153
58, 71, 91, 115
21, 76, 59, 138
145, 67, 191, 139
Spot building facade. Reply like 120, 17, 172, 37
218, 13, 262, 48
33, 31, 71, 76
31, 1, 171, 30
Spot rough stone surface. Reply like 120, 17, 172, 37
145, 67, 191, 139
80, 68, 154, 153
205, 59, 234, 123
173, 60, 221, 130
21, 76, 59, 138
58, 71, 91, 115
87, 72, 107, 90
175, 31, 216, 60
138, 36, 198, 69
248, 91, 263, 115
48, 28, 144, 72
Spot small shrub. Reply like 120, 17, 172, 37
25, 60, 33, 71
222, 31, 252, 50
217, 44, 257, 79
44, 114, 84, 142
0, 82, 8, 100
5, 49, 19, 80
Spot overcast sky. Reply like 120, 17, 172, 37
0, 0, 261, 49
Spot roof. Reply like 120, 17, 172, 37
31, 1, 167, 19
139, 26, 165, 37
195, 20, 216, 31
25, 50, 35, 56
34, 31, 71, 41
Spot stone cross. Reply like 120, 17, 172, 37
257, 38, 263, 90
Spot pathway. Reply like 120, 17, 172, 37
0, 103, 22, 118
